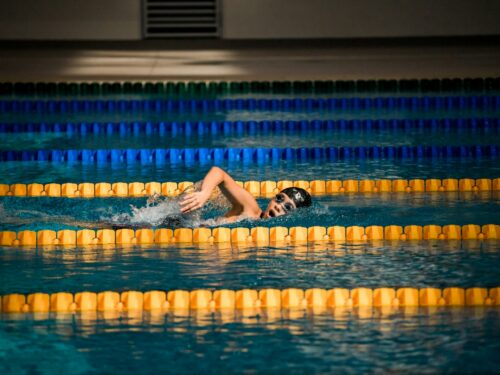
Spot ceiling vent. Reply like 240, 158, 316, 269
143, 0, 220, 38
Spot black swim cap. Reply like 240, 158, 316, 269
281, 187, 312, 208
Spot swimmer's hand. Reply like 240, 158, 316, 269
180, 190, 211, 213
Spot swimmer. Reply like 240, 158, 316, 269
93, 167, 311, 228
179, 166, 312, 224
0, 167, 312, 230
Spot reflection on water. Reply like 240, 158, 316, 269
1, 241, 499, 294
1, 128, 498, 151
1, 106, 498, 125
0, 191, 498, 232
0, 308, 499, 374
0, 158, 498, 184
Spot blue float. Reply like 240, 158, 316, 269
234, 121, 244, 134
355, 147, 367, 159
256, 148, 270, 163
385, 147, 395, 159
183, 149, 195, 164
228, 148, 242, 162
124, 149, 138, 163
261, 121, 271, 133
168, 149, 181, 163
297, 148, 308, 160
51, 150, 63, 162
339, 147, 352, 159
22, 150, 34, 161
283, 148, 295, 160
370, 146, 381, 158
271, 148, 281, 160
81, 150, 94, 163
105, 122, 115, 135
212, 148, 224, 163
326, 147, 338, 160
154, 149, 166, 164
312, 147, 323, 159
36, 150, 48, 161
197, 148, 210, 163
97, 150, 108, 163
67, 150, 79, 162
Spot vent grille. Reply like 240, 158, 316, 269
143, 0, 220, 38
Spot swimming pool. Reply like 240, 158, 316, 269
0, 78, 499, 374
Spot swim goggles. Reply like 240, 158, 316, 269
275, 193, 296, 212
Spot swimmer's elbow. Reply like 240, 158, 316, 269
210, 166, 225, 175
210, 166, 230, 184
209, 166, 228, 179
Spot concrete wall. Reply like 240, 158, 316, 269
0, 0, 141, 40
0, 0, 499, 40
222, 0, 500, 39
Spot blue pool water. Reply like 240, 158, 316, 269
0, 87, 499, 374
0, 127, 498, 150
1, 107, 499, 124
1, 241, 499, 294
0, 193, 499, 232
1, 308, 498, 374
0, 159, 498, 183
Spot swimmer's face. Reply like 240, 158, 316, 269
262, 193, 297, 218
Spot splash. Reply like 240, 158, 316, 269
100, 187, 222, 228
100, 196, 192, 227
101, 193, 327, 229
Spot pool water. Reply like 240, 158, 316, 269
0, 193, 499, 231
0, 127, 498, 150
1, 241, 499, 294
1, 308, 499, 374
0, 83, 499, 374
0, 159, 498, 184
1, 106, 499, 125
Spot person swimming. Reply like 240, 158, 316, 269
67, 166, 311, 229
178, 166, 312, 224
101, 166, 312, 228
0, 167, 312, 230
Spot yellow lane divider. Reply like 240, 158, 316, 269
1, 287, 499, 313
0, 225, 498, 246
0, 178, 498, 197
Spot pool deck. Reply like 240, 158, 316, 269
0, 38, 499, 81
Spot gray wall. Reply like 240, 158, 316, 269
0, 0, 141, 40
0, 0, 499, 40
222, 0, 500, 39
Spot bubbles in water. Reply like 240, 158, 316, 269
101, 196, 184, 227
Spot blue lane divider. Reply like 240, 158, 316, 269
0, 96, 499, 113
0, 118, 498, 134
0, 145, 497, 164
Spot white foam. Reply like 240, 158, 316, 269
99, 197, 181, 226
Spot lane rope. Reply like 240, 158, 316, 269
1, 118, 498, 134
0, 224, 498, 246
1, 287, 499, 313
0, 77, 498, 96
0, 96, 499, 114
0, 145, 498, 163
0, 178, 498, 197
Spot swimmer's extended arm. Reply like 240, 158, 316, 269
180, 167, 261, 217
